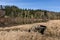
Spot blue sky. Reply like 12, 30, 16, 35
0, 0, 60, 12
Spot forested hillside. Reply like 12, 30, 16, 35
4, 5, 60, 19
0, 5, 60, 26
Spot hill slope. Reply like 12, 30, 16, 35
0, 20, 60, 40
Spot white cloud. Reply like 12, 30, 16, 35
0, 0, 17, 5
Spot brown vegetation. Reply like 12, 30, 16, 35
0, 5, 60, 40
0, 20, 59, 40
0, 5, 60, 26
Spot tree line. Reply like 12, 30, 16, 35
0, 5, 60, 25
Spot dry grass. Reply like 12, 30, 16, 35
0, 20, 60, 40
